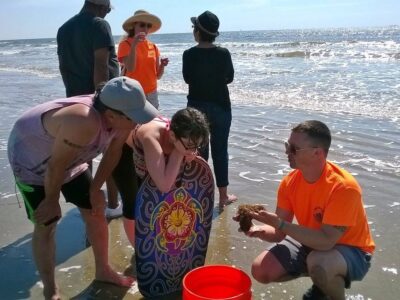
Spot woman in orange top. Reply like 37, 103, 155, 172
118, 10, 169, 109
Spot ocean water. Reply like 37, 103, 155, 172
0, 27, 399, 299
1, 27, 400, 120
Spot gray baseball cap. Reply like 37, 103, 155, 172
99, 76, 158, 124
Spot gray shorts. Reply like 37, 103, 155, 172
268, 237, 372, 288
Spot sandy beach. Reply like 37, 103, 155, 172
1, 28, 399, 299
1, 94, 399, 299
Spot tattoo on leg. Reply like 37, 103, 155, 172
63, 139, 83, 149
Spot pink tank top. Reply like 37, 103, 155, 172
8, 95, 116, 185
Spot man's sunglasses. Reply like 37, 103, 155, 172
138, 22, 152, 29
284, 142, 317, 155
103, 5, 111, 13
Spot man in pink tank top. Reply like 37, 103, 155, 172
7, 77, 158, 300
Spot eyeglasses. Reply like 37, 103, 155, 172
177, 136, 201, 152
284, 142, 317, 155
138, 22, 152, 29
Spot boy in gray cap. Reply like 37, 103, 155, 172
7, 77, 157, 300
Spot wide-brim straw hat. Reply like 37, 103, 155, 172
122, 10, 161, 34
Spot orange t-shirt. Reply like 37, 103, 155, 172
277, 161, 375, 254
118, 38, 159, 94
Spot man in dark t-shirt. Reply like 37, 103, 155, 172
57, 0, 119, 97
57, 0, 121, 217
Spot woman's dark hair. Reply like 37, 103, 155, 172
194, 25, 216, 43
92, 84, 107, 112
292, 120, 331, 154
170, 107, 209, 147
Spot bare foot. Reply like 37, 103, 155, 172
96, 267, 135, 287
219, 194, 238, 207
43, 285, 61, 300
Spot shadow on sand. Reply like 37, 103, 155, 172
0, 208, 89, 299
70, 256, 182, 300
0, 200, 230, 299
0, 208, 137, 299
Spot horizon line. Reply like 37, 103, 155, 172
1, 24, 399, 42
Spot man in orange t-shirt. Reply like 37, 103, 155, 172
235, 120, 374, 300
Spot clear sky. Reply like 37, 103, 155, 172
0, 0, 399, 40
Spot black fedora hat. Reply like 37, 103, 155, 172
191, 10, 219, 36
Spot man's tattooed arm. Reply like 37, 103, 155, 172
63, 139, 83, 149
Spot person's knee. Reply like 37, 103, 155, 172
307, 250, 329, 269
307, 251, 330, 288
251, 263, 274, 284
81, 209, 106, 225
34, 223, 57, 240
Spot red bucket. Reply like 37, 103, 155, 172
182, 265, 252, 300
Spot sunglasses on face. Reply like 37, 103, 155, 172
284, 141, 317, 155
177, 136, 201, 152
138, 22, 152, 29
102, 5, 111, 13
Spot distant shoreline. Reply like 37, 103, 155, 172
1, 24, 399, 42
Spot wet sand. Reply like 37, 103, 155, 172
0, 176, 396, 300
0, 191, 308, 300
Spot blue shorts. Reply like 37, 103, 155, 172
268, 237, 372, 288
